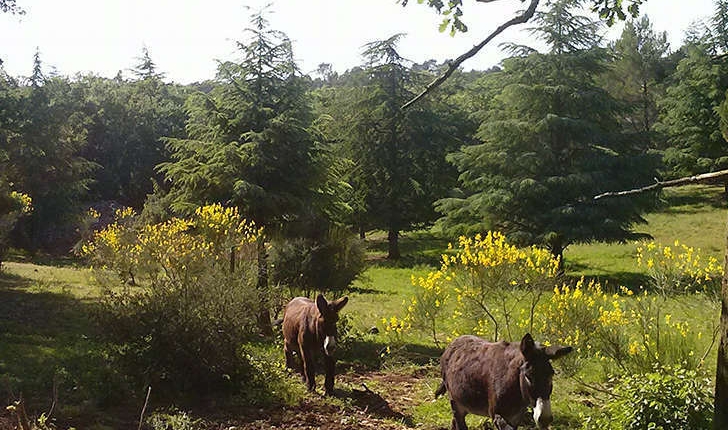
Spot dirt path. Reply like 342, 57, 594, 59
0, 370, 444, 430
217, 370, 442, 430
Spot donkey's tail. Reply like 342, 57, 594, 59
434, 380, 447, 398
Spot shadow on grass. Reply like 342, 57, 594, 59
365, 231, 449, 269
331, 385, 416, 426
0, 271, 133, 427
657, 185, 727, 211
564, 261, 649, 290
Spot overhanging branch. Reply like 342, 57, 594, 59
593, 170, 728, 200
401, 0, 540, 110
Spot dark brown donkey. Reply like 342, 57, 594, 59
436, 333, 572, 430
281, 294, 348, 395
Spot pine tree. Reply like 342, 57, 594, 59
607, 16, 671, 144
437, 0, 659, 270
329, 35, 464, 259
160, 11, 324, 334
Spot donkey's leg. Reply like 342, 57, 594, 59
450, 401, 467, 430
301, 347, 316, 392
284, 340, 298, 372
493, 415, 515, 430
323, 354, 335, 395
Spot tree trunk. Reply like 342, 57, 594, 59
256, 238, 273, 336
550, 238, 565, 276
714, 215, 728, 428
387, 229, 400, 260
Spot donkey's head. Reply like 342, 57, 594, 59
518, 333, 572, 429
316, 294, 349, 356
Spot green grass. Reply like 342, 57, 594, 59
566, 185, 726, 288
0, 184, 725, 429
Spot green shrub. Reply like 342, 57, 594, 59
269, 226, 365, 298
0, 188, 32, 266
147, 409, 201, 430
84, 204, 280, 402
582, 367, 713, 430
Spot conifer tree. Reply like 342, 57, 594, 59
331, 35, 464, 259
160, 11, 324, 334
607, 16, 671, 145
437, 0, 658, 270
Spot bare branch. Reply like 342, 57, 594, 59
593, 170, 728, 200
401, 0, 540, 110
138, 386, 152, 430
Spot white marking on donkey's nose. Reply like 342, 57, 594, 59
533, 398, 553, 428
324, 336, 336, 355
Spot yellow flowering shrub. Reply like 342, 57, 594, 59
534, 278, 706, 373
0, 190, 32, 265
636, 240, 723, 295
398, 231, 560, 343
83, 203, 260, 288
84, 204, 266, 398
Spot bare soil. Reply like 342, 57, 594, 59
0, 370, 442, 430
204, 370, 439, 430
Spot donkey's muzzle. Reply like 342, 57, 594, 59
323, 335, 337, 356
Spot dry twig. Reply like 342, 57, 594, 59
138, 385, 152, 430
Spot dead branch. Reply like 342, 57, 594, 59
593, 169, 728, 200
138, 385, 152, 430
47, 373, 58, 419
401, 0, 540, 110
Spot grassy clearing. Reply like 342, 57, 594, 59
566, 185, 726, 287
0, 184, 724, 429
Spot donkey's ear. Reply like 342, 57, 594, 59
520, 333, 536, 357
316, 294, 329, 314
331, 296, 348, 312
544, 345, 573, 360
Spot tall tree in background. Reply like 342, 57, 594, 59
606, 16, 671, 147
657, 41, 728, 182
336, 35, 465, 259
436, 0, 659, 270
6, 51, 96, 252
160, 11, 323, 334
79, 49, 187, 209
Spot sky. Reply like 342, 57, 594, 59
0, 0, 718, 84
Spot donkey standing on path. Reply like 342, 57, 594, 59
436, 333, 572, 430
281, 294, 348, 395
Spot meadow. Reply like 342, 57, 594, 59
0, 185, 724, 429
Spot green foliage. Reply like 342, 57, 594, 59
84, 204, 271, 400
659, 42, 728, 179
78, 63, 188, 208
583, 367, 713, 430
3, 53, 97, 252
269, 226, 366, 298
160, 11, 323, 230
606, 16, 671, 145
321, 36, 467, 259
147, 409, 201, 430
437, 8, 659, 264
0, 188, 31, 265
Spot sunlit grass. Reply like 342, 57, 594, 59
0, 184, 724, 428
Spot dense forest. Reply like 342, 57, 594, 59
5, 4, 728, 263
3, 0, 728, 428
